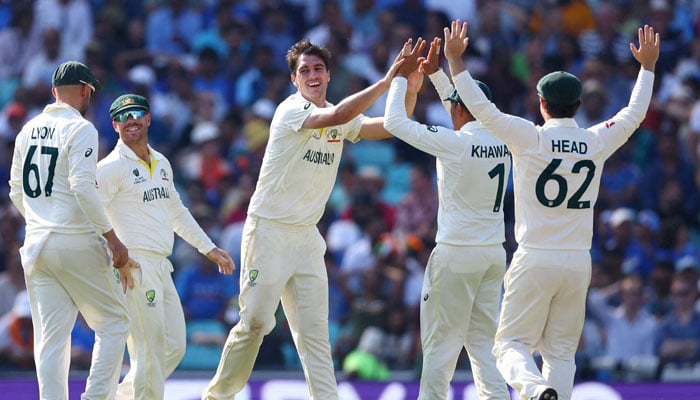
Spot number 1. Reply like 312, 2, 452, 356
488, 163, 505, 212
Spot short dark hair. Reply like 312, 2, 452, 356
543, 99, 581, 118
286, 39, 331, 73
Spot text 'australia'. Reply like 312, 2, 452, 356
143, 187, 170, 202
471, 144, 510, 158
302, 150, 335, 165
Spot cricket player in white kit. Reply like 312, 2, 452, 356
443, 21, 660, 400
384, 38, 511, 400
9, 61, 138, 400
96, 94, 235, 400
202, 39, 422, 400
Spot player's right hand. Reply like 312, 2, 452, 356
104, 229, 130, 268
118, 258, 140, 294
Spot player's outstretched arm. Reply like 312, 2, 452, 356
302, 40, 413, 130
359, 38, 426, 140
206, 247, 236, 275
630, 25, 660, 73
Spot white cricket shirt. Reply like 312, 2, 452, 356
248, 92, 364, 225
385, 77, 511, 246
453, 69, 655, 250
9, 102, 112, 236
96, 140, 215, 256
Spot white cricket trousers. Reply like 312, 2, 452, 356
202, 216, 337, 400
493, 249, 591, 400
115, 250, 186, 400
26, 232, 130, 400
418, 243, 510, 400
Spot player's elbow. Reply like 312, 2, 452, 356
383, 113, 401, 134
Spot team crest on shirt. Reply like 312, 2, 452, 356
132, 168, 146, 184
145, 289, 156, 307
327, 128, 341, 143
247, 269, 259, 287
160, 169, 169, 181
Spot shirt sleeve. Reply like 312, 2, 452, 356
588, 69, 655, 159
343, 113, 366, 143
428, 68, 454, 115
384, 77, 464, 160
68, 124, 112, 235
96, 159, 119, 208
452, 70, 539, 154
278, 98, 314, 133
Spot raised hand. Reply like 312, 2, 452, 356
443, 19, 469, 61
630, 25, 660, 72
382, 39, 414, 87
395, 37, 427, 78
420, 37, 441, 75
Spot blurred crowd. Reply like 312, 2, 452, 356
1, 0, 700, 384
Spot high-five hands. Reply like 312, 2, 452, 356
396, 37, 426, 78
420, 37, 441, 76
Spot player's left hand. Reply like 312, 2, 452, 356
443, 19, 469, 60
206, 247, 236, 275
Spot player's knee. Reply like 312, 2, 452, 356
242, 316, 275, 337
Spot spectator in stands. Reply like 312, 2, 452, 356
393, 163, 438, 238
175, 251, 235, 323
588, 274, 658, 376
0, 290, 33, 369
0, 250, 24, 318
342, 326, 390, 381
0, 2, 41, 105
640, 131, 699, 218
34, 0, 94, 61
655, 269, 700, 366
145, 0, 203, 56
